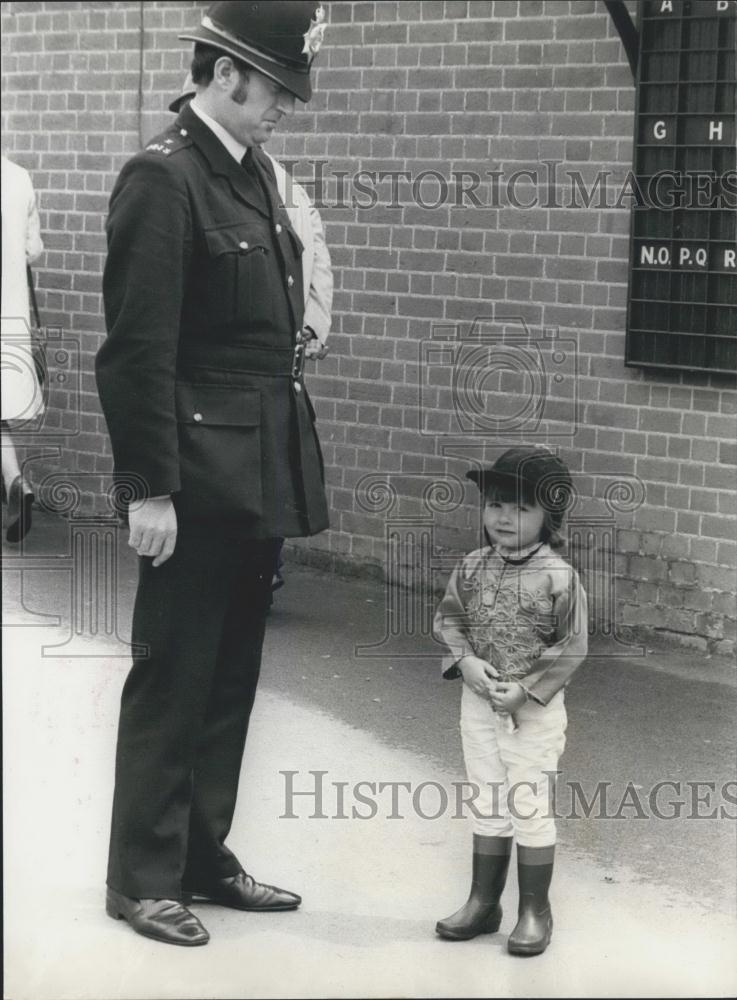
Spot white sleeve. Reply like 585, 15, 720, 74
301, 194, 333, 345
25, 175, 44, 263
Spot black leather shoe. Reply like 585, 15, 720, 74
106, 888, 210, 946
6, 475, 34, 543
184, 870, 301, 911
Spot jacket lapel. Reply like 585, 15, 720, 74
176, 104, 269, 219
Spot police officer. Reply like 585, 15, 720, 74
96, 1, 329, 946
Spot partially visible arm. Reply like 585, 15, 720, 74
96, 153, 192, 503
434, 556, 515, 710
433, 560, 479, 679
268, 159, 332, 355
520, 567, 589, 705
301, 193, 333, 349
25, 177, 43, 263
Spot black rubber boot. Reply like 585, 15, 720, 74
435, 835, 512, 941
507, 844, 555, 956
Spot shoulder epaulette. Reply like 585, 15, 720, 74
144, 127, 192, 157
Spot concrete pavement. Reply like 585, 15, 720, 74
3, 511, 736, 998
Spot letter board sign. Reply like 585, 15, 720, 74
626, 0, 736, 374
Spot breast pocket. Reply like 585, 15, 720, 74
175, 382, 263, 520
203, 222, 273, 328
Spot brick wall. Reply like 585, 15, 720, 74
2, 0, 735, 657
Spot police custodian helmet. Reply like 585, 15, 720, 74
178, 1, 327, 103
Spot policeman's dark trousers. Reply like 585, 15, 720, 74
106, 530, 279, 900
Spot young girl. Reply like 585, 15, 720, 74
433, 446, 588, 955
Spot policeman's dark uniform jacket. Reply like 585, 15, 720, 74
98, 104, 328, 536
96, 1, 329, 910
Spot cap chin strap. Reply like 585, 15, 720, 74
494, 540, 546, 565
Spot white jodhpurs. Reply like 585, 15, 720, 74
459, 684, 567, 847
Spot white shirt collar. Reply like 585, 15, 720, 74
189, 98, 249, 164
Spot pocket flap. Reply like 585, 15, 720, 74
176, 383, 261, 427
204, 223, 270, 258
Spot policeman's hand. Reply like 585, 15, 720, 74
458, 655, 498, 699
490, 681, 527, 714
128, 495, 177, 567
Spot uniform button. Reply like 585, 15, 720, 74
239, 240, 249, 250
193, 412, 203, 422
287, 275, 294, 287
294, 382, 302, 393
275, 223, 282, 234
180, 128, 188, 136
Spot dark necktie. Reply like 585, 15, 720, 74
240, 148, 256, 173
240, 148, 269, 214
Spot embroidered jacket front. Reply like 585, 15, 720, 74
433, 544, 589, 706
